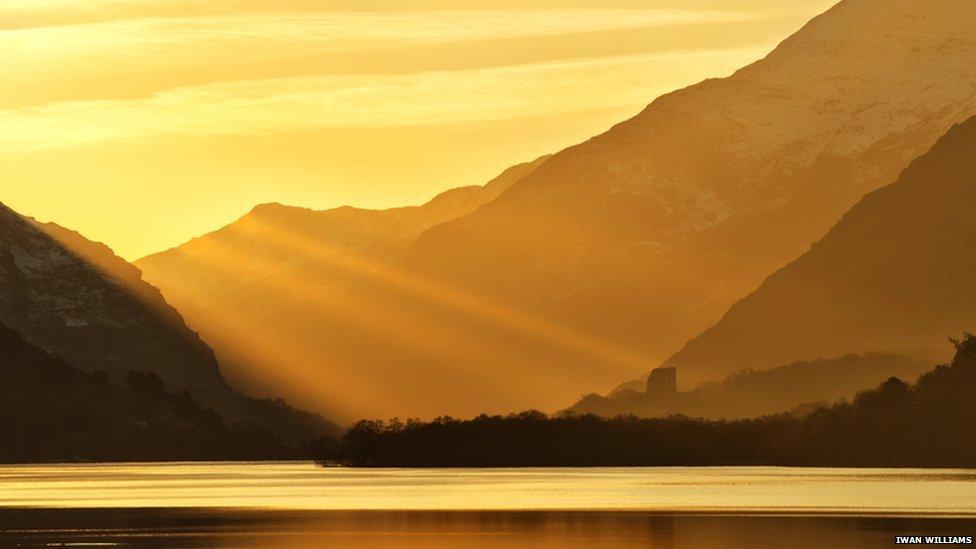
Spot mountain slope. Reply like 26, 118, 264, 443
0, 203, 338, 438
661, 115, 976, 381
139, 156, 547, 315
0, 320, 304, 462
137, 157, 548, 419
402, 0, 976, 392
0, 204, 224, 390
151, 0, 976, 419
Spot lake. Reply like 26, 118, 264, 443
1, 463, 974, 547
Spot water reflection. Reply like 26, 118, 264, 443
2, 463, 976, 514
1, 509, 975, 548
1, 463, 975, 547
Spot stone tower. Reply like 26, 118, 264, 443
646, 367, 677, 399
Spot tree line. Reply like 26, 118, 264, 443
6, 313, 975, 467
328, 335, 976, 468
0, 323, 310, 462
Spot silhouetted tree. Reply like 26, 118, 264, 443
332, 336, 976, 468
0, 324, 306, 463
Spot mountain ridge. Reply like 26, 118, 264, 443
400, 0, 976, 391
137, 156, 551, 420
0, 319, 311, 462
0, 202, 340, 438
140, 0, 976, 418
0, 202, 224, 390
656, 115, 976, 382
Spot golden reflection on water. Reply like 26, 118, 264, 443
1, 509, 975, 548
1, 463, 975, 514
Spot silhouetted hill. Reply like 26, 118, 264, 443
660, 115, 976, 384
0, 204, 223, 390
335, 336, 976, 468
0, 321, 305, 462
570, 351, 933, 420
0, 203, 339, 441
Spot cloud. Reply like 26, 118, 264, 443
0, 1, 810, 29
0, 48, 765, 153
2, 8, 766, 54
1, 7, 787, 109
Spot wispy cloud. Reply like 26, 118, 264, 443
0, 1, 829, 259
1, 1, 807, 30
2, 9, 766, 54
0, 48, 764, 153
1, 8, 780, 109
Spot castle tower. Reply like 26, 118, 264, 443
646, 367, 677, 399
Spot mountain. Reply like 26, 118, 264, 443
658, 115, 976, 382
402, 0, 976, 392
139, 156, 547, 308
0, 203, 338, 439
0, 320, 308, 462
0, 204, 224, 389
137, 157, 548, 420
571, 351, 934, 420
150, 0, 976, 419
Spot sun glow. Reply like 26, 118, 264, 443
0, 0, 835, 259
152, 212, 652, 420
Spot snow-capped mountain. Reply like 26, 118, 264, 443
143, 0, 976, 419
403, 0, 976, 390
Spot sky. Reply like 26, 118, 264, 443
1, 0, 836, 259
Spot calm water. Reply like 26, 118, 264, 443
1, 462, 974, 547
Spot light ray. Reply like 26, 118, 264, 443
200, 212, 652, 373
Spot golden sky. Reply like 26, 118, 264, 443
1, 0, 835, 259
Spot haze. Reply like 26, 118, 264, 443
1, 0, 833, 259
